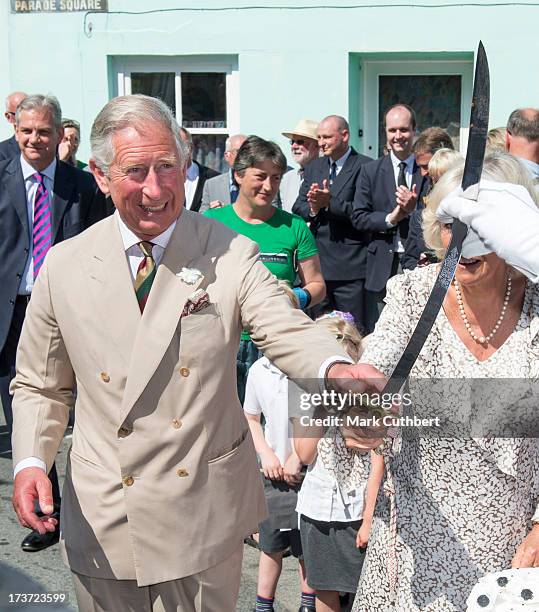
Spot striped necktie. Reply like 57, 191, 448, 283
135, 241, 156, 312
32, 172, 52, 279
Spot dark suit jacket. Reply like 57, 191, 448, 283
350, 155, 428, 292
0, 135, 20, 161
0, 157, 110, 352
189, 161, 219, 212
292, 148, 372, 281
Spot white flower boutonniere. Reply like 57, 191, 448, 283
177, 267, 203, 285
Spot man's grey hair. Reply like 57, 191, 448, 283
15, 94, 62, 130
507, 108, 539, 142
225, 134, 247, 152
90, 94, 189, 174
179, 126, 192, 144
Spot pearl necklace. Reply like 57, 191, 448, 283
453, 276, 512, 345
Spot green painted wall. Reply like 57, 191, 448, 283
1, 1, 538, 163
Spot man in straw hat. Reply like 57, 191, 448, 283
279, 119, 320, 212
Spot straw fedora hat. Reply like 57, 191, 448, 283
282, 119, 319, 141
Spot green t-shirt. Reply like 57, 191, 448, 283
204, 205, 318, 285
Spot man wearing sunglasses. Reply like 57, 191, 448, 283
0, 91, 27, 161
279, 119, 320, 212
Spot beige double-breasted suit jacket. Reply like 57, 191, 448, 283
11, 210, 346, 587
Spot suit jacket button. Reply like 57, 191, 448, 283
176, 467, 189, 477
179, 367, 190, 377
118, 426, 131, 438
123, 475, 134, 487
172, 419, 182, 429
100, 372, 110, 383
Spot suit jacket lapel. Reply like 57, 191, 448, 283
85, 216, 141, 370
120, 210, 205, 421
51, 162, 73, 242
6, 157, 30, 238
412, 162, 427, 207
330, 149, 357, 198
382, 154, 396, 212
190, 162, 205, 212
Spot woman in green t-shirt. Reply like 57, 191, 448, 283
205, 135, 325, 305
205, 135, 326, 401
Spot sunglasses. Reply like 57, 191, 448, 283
290, 139, 306, 146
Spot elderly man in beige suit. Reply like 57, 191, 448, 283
10, 94, 379, 612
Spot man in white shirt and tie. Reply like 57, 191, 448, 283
350, 104, 428, 330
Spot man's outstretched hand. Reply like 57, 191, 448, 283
12, 467, 57, 534
326, 362, 388, 451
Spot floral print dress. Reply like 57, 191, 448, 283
353, 265, 539, 612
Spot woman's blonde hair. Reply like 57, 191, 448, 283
486, 127, 507, 152
427, 148, 462, 184
276, 280, 300, 309
423, 151, 539, 259
316, 317, 363, 362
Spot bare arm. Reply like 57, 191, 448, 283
356, 451, 385, 548
297, 254, 326, 306
293, 436, 320, 465
244, 412, 283, 480
291, 415, 326, 465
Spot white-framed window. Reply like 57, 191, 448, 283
113, 55, 239, 172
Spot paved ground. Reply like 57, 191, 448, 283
0, 414, 302, 611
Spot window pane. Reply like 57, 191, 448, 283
181, 73, 226, 128
131, 72, 176, 114
378, 75, 462, 156
192, 134, 228, 173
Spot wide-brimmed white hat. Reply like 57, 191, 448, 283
282, 119, 318, 141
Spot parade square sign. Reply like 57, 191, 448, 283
11, 0, 107, 12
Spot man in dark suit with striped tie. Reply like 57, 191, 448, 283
293, 115, 372, 331
0, 94, 109, 552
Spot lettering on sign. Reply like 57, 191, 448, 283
12, 0, 108, 11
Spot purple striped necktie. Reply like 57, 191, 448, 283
32, 172, 52, 280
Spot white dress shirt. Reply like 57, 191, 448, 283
385, 152, 416, 252
117, 212, 176, 281
390, 151, 414, 189
331, 147, 352, 178
184, 162, 200, 210
19, 156, 57, 295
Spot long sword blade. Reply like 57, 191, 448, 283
384, 42, 490, 396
